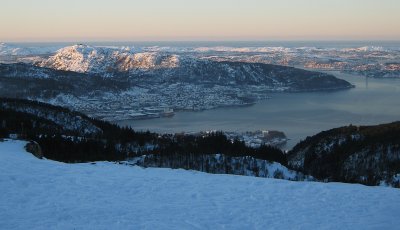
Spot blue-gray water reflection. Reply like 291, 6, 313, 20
118, 72, 400, 150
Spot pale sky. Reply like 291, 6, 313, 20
1, 0, 399, 41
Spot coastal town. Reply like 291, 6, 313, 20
187, 130, 288, 148
43, 83, 274, 122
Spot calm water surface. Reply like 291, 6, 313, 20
118, 72, 400, 150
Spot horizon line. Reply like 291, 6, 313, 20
3, 39, 400, 44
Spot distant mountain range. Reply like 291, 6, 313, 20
38, 44, 180, 74
0, 44, 353, 91
2, 42, 399, 79
0, 42, 60, 56
0, 44, 354, 120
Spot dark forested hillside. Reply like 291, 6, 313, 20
288, 123, 400, 187
0, 98, 158, 161
0, 63, 130, 99
0, 98, 288, 168
3, 98, 399, 187
143, 60, 353, 90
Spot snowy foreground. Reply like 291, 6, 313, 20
1, 140, 399, 230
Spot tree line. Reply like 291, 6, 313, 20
0, 98, 287, 166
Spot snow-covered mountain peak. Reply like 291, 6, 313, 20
39, 44, 180, 74
57, 44, 95, 55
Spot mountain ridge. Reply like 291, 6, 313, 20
35, 44, 353, 91
288, 122, 400, 187
38, 44, 180, 74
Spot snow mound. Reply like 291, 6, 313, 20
1, 139, 400, 229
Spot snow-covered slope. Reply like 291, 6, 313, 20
133, 153, 309, 180
1, 139, 399, 229
39, 44, 180, 74
36, 44, 353, 91
0, 43, 31, 56
0, 43, 60, 56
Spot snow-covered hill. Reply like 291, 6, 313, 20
0, 43, 60, 56
1, 139, 399, 229
132, 153, 310, 180
39, 44, 180, 74
0, 43, 32, 56
36, 44, 353, 91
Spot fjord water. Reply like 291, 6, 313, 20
119, 72, 400, 150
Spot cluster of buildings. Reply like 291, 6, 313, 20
190, 130, 288, 148
304, 61, 349, 70
45, 83, 268, 122
224, 130, 288, 148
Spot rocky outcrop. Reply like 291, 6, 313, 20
25, 141, 43, 159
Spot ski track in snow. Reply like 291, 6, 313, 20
0, 139, 399, 229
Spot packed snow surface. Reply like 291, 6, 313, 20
1, 139, 399, 229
